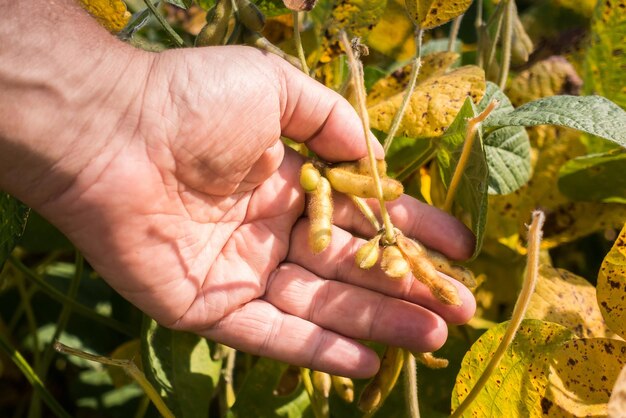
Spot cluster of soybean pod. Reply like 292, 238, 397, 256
195, 0, 476, 414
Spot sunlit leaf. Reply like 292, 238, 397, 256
452, 320, 574, 417
231, 358, 310, 417
553, 0, 597, 17
434, 98, 488, 257
255, 0, 291, 17
479, 82, 531, 195
369, 65, 486, 138
484, 95, 626, 148
366, 0, 417, 61
404, 0, 473, 29
543, 338, 626, 417
609, 365, 626, 418
0, 193, 29, 268
558, 149, 626, 204
507, 57, 582, 109
367, 51, 460, 107
141, 318, 222, 418
597, 223, 626, 339
526, 265, 616, 339
584, 0, 626, 110
78, 0, 131, 33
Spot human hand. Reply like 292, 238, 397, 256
0, 5, 475, 377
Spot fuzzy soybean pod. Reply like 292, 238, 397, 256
235, 0, 266, 32
195, 0, 232, 46
325, 167, 404, 201
299, 162, 321, 192
334, 158, 388, 176
311, 370, 332, 398
308, 177, 333, 254
426, 249, 476, 288
274, 366, 301, 396
396, 235, 461, 306
380, 245, 411, 279
355, 235, 381, 270
358, 346, 405, 413
331, 375, 354, 403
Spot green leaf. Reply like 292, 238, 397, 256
435, 98, 488, 258
254, 0, 290, 17
479, 82, 531, 195
231, 357, 310, 418
141, 318, 222, 418
557, 149, 626, 204
483, 95, 626, 148
165, 0, 193, 8
0, 193, 29, 268
452, 320, 574, 417
584, 0, 626, 110
597, 223, 626, 339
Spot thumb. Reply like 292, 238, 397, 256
273, 56, 384, 162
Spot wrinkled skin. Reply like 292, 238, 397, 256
0, 1, 475, 378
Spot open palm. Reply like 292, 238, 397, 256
36, 47, 475, 377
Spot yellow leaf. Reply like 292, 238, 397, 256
368, 65, 486, 138
452, 320, 574, 417
609, 365, 626, 418
366, 0, 416, 61
508, 57, 582, 108
527, 265, 617, 339
317, 0, 387, 63
367, 51, 460, 107
597, 224, 626, 339
543, 338, 626, 417
404, 0, 473, 30
553, 0, 597, 17
78, 0, 131, 33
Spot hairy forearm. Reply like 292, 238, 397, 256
0, 0, 149, 208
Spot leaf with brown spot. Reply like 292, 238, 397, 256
368, 65, 486, 138
526, 265, 617, 339
452, 319, 574, 417
367, 51, 460, 107
597, 223, 626, 339
544, 338, 626, 417
404, 0, 473, 30
78, 0, 131, 33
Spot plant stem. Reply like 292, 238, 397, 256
142, 0, 184, 47
292, 11, 310, 74
0, 331, 72, 418
403, 352, 420, 418
222, 348, 237, 408
443, 99, 498, 213
54, 341, 176, 418
9, 256, 134, 337
340, 32, 396, 244
450, 210, 545, 418
382, 28, 424, 154
485, 3, 505, 74
349, 195, 380, 231
447, 15, 463, 52
475, 0, 484, 67
16, 277, 40, 366
498, 0, 514, 90
300, 368, 328, 418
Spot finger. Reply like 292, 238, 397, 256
235, 141, 285, 193
332, 193, 475, 260
288, 219, 476, 325
272, 55, 383, 162
200, 299, 380, 378
264, 263, 449, 353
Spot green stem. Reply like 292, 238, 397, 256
0, 331, 72, 418
9, 256, 134, 337
403, 352, 420, 418
292, 11, 310, 74
54, 341, 175, 418
498, 0, 514, 90
485, 3, 505, 74
447, 15, 463, 52
16, 277, 40, 367
340, 32, 396, 244
133, 396, 151, 418
349, 195, 380, 231
382, 28, 424, 154
443, 99, 498, 213
142, 0, 184, 47
450, 211, 545, 418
